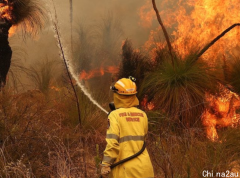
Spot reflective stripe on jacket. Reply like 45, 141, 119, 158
102, 107, 154, 178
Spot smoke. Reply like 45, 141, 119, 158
48, 0, 108, 114
7, 0, 159, 98
9, 0, 154, 68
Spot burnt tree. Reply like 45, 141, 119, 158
0, 17, 11, 87
0, 0, 44, 89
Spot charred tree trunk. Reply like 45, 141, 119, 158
152, 0, 174, 66
0, 18, 12, 88
196, 23, 240, 60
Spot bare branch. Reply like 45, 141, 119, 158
196, 23, 240, 60
51, 1, 82, 126
152, 0, 174, 65
54, 22, 82, 126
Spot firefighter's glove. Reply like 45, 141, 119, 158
100, 163, 111, 178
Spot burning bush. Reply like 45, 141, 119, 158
118, 39, 152, 91
226, 58, 240, 95
2, 0, 45, 35
139, 51, 218, 127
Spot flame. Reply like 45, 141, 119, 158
141, 95, 155, 111
140, 0, 240, 62
79, 66, 119, 80
0, 2, 13, 21
202, 86, 240, 141
50, 86, 60, 92
0, 1, 18, 37
139, 0, 240, 140
105, 66, 119, 74
8, 25, 16, 37
138, 1, 155, 28
202, 110, 219, 141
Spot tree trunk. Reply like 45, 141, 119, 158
0, 18, 12, 88
152, 0, 174, 66
196, 23, 240, 60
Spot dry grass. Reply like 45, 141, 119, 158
147, 111, 240, 178
0, 86, 106, 178
1, 63, 240, 178
9, 0, 46, 37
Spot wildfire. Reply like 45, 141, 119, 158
138, 1, 155, 28
138, 0, 240, 140
141, 95, 155, 111
202, 85, 240, 141
0, 0, 17, 37
140, 0, 240, 62
79, 66, 119, 80
50, 86, 60, 92
0, 1, 13, 22
8, 25, 16, 37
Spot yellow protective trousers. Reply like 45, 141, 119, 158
102, 107, 154, 178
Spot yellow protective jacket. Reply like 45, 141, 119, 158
102, 93, 154, 178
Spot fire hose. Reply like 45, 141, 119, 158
99, 103, 146, 178
110, 142, 146, 169
99, 142, 146, 178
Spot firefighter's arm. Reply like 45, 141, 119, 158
102, 112, 120, 165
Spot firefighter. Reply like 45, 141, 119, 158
101, 77, 154, 178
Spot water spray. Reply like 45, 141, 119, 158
49, 0, 108, 114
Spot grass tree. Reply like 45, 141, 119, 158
137, 1, 239, 127
118, 39, 152, 91
74, 25, 93, 73
95, 12, 124, 64
139, 52, 218, 127
225, 57, 240, 95
26, 58, 59, 94
0, 0, 45, 88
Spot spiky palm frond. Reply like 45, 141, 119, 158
74, 25, 93, 73
8, 0, 45, 36
118, 40, 152, 91
227, 58, 240, 95
26, 58, 58, 94
8, 45, 27, 90
139, 53, 218, 127
152, 0, 173, 61
196, 24, 240, 60
222, 55, 231, 82
94, 12, 123, 64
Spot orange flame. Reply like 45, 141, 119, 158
0, 2, 17, 37
8, 25, 16, 37
138, 1, 155, 28
202, 86, 240, 141
141, 95, 155, 111
50, 86, 60, 92
0, 2, 13, 22
79, 66, 119, 80
139, 0, 240, 140
140, 0, 240, 62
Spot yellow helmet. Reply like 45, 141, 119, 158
110, 76, 137, 95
